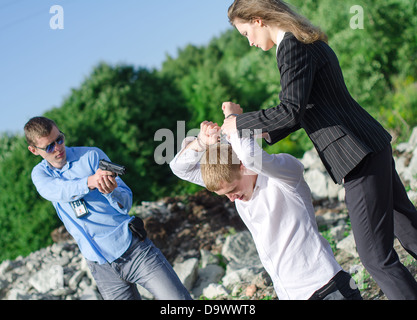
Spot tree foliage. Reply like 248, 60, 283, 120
44, 63, 189, 201
0, 134, 58, 261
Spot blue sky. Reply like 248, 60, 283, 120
0, 0, 232, 134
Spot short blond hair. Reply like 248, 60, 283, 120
24, 117, 58, 146
201, 143, 241, 192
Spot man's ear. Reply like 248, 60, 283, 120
28, 145, 40, 156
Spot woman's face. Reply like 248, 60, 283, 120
234, 19, 275, 51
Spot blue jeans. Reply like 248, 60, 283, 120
86, 236, 192, 300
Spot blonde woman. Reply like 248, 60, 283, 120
221, 0, 417, 300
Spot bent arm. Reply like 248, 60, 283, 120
236, 36, 316, 141
169, 137, 206, 188
32, 148, 133, 214
32, 169, 90, 203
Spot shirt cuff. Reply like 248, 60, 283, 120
70, 176, 90, 201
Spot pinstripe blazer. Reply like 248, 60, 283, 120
236, 32, 392, 184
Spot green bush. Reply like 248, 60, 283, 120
379, 76, 417, 143
0, 135, 58, 261
44, 63, 189, 202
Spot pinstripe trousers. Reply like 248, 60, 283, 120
344, 145, 417, 300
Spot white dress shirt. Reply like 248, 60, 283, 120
169, 134, 342, 300
276, 29, 286, 53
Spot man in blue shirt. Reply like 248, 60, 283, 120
25, 116, 191, 300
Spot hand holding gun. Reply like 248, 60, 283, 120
87, 160, 125, 194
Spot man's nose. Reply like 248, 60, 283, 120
53, 142, 63, 153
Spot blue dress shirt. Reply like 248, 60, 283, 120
31, 146, 133, 264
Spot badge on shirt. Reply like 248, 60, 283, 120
70, 199, 89, 218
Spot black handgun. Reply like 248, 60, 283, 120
99, 160, 126, 176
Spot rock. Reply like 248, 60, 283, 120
200, 249, 219, 268
338, 188, 346, 202
173, 258, 199, 291
327, 178, 343, 199
0, 260, 14, 274
79, 286, 102, 300
336, 232, 359, 258
222, 267, 263, 288
80, 257, 96, 285
221, 231, 262, 269
219, 231, 265, 290
136, 285, 154, 300
69, 270, 86, 291
300, 149, 326, 172
0, 237, 101, 300
7, 288, 33, 300
251, 271, 273, 289
304, 169, 328, 201
0, 278, 9, 298
397, 127, 417, 153
51, 226, 73, 243
409, 127, 417, 148
245, 284, 257, 297
192, 264, 225, 297
202, 284, 229, 299
330, 224, 349, 242
29, 265, 64, 294
408, 149, 417, 182
408, 190, 417, 204
316, 210, 348, 228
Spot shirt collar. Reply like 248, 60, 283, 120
276, 29, 286, 53
45, 146, 74, 172
65, 147, 76, 164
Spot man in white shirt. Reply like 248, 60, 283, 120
170, 115, 362, 300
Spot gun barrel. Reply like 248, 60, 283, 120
99, 160, 126, 175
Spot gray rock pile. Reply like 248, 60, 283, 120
1, 127, 417, 300
0, 240, 100, 300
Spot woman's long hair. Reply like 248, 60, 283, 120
228, 0, 328, 44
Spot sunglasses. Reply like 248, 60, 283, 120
34, 132, 65, 154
